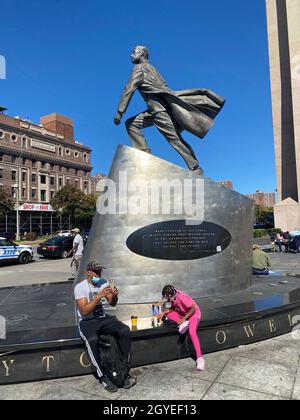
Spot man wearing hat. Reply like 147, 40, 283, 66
69, 228, 84, 281
74, 261, 134, 393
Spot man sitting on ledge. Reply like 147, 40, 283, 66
252, 245, 271, 276
74, 261, 134, 393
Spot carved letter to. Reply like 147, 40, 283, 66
1, 360, 15, 377
216, 330, 227, 345
42, 356, 55, 373
80, 352, 91, 368
244, 324, 255, 338
269, 319, 277, 334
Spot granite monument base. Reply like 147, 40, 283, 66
1, 275, 300, 384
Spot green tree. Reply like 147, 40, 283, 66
255, 205, 274, 228
0, 186, 15, 217
51, 186, 97, 220
74, 193, 97, 220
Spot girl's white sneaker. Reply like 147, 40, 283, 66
178, 320, 190, 334
197, 357, 206, 371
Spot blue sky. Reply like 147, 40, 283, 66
0, 0, 276, 195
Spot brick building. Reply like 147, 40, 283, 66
246, 190, 276, 208
0, 109, 95, 235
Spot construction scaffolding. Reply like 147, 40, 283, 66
0, 211, 92, 237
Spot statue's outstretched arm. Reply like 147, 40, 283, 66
116, 66, 144, 119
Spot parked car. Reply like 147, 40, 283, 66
83, 229, 91, 238
56, 230, 71, 237
0, 232, 16, 241
37, 236, 74, 259
0, 238, 33, 264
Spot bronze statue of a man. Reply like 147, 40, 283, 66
114, 46, 225, 174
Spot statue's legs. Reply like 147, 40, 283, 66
126, 111, 200, 170
125, 112, 152, 153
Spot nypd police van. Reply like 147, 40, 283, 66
0, 238, 33, 264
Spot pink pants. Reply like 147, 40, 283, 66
167, 311, 203, 359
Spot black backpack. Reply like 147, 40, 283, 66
98, 335, 131, 388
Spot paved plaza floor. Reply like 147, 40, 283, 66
0, 251, 300, 400
0, 332, 299, 400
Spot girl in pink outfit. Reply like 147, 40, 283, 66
159, 285, 205, 372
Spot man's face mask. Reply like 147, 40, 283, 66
91, 272, 106, 287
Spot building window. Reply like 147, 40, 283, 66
11, 170, 16, 181
84, 181, 88, 190
10, 134, 18, 143
22, 137, 27, 148
11, 187, 16, 198
22, 172, 26, 182
58, 147, 63, 157
75, 169, 78, 176
22, 157, 26, 165
59, 177, 63, 188
11, 156, 17, 164
41, 190, 47, 202
32, 160, 36, 168
32, 174, 37, 183
50, 176, 55, 186
32, 189, 36, 200
0, 153, 3, 162
83, 153, 87, 163
65, 149, 70, 156
50, 163, 55, 171
40, 175, 46, 184
75, 151, 79, 158
0, 168, 3, 179
0, 131, 4, 140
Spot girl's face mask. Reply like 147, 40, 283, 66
163, 294, 177, 303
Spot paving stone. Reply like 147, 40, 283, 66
119, 369, 212, 400
38, 384, 106, 400
292, 371, 300, 400
216, 356, 296, 399
203, 383, 286, 400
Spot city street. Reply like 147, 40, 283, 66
0, 247, 71, 288
0, 250, 299, 289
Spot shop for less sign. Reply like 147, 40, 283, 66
18, 203, 54, 212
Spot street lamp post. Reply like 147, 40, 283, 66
13, 182, 20, 241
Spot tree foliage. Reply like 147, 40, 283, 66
51, 186, 97, 220
255, 205, 274, 228
0, 186, 15, 217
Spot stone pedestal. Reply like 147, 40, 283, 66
77, 145, 254, 303
274, 198, 300, 231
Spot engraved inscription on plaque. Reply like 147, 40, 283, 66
126, 220, 232, 260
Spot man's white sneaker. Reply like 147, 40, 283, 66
196, 357, 206, 371
178, 320, 190, 334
